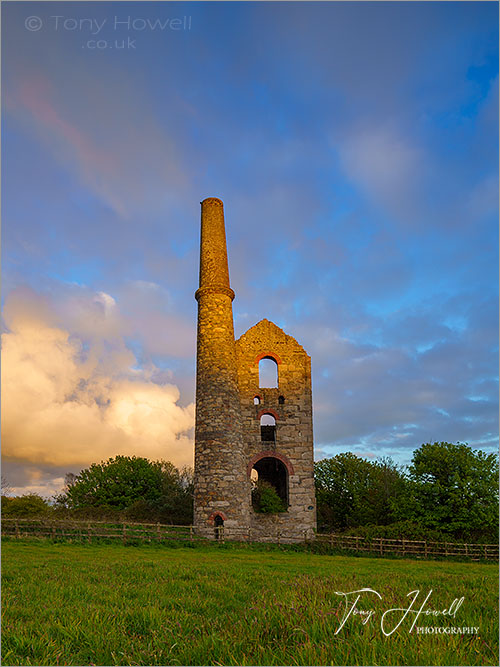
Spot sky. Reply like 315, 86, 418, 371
1, 0, 498, 497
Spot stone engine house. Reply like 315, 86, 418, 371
194, 197, 316, 541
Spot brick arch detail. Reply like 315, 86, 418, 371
255, 351, 283, 365
247, 451, 295, 477
208, 511, 227, 524
257, 408, 279, 421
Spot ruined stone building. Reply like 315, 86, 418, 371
194, 197, 316, 541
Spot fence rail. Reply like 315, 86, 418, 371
1, 518, 203, 544
1, 519, 497, 561
315, 532, 499, 561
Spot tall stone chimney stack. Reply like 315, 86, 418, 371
194, 197, 250, 536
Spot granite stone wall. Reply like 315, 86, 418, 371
235, 320, 316, 540
194, 199, 316, 541
194, 198, 250, 538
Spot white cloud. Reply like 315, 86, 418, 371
335, 123, 422, 216
1, 288, 195, 470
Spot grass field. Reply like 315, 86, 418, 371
1, 539, 498, 666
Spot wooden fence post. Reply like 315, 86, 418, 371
5, 520, 496, 562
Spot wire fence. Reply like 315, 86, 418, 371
2, 518, 498, 561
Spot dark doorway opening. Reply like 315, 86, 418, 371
214, 514, 224, 540
251, 456, 288, 511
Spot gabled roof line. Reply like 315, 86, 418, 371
235, 318, 308, 355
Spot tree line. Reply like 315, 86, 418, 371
2, 442, 498, 542
2, 457, 194, 525
315, 442, 498, 542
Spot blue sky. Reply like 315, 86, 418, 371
2, 1, 498, 495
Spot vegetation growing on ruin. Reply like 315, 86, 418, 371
252, 480, 287, 513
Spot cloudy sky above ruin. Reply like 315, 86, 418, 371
2, 0, 498, 496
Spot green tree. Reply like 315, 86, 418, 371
57, 456, 166, 509
252, 481, 286, 513
314, 453, 405, 531
151, 465, 194, 524
369, 457, 406, 524
394, 442, 499, 540
56, 456, 194, 524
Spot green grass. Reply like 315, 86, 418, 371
2, 539, 498, 666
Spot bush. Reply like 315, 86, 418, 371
339, 521, 496, 544
315, 454, 405, 530
252, 481, 287, 513
124, 499, 153, 522
389, 442, 499, 542
1, 494, 52, 517
55, 457, 194, 525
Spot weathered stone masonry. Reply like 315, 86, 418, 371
194, 197, 316, 541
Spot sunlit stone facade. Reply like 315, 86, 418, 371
194, 198, 316, 541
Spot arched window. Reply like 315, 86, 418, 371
259, 357, 278, 388
278, 395, 285, 405
260, 414, 276, 442
251, 456, 288, 511
253, 396, 261, 405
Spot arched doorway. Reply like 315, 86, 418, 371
251, 456, 288, 512
214, 514, 224, 540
